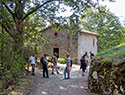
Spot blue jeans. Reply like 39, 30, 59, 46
64, 67, 70, 79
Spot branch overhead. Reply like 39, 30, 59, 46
2, 2, 14, 16
22, 0, 58, 21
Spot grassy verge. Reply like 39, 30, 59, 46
94, 43, 125, 59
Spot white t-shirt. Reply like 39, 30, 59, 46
30, 56, 35, 64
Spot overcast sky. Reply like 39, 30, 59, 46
100, 0, 125, 26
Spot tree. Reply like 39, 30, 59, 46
0, 0, 119, 90
80, 6, 124, 51
0, 0, 94, 46
0, 0, 95, 89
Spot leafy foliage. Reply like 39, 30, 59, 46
0, 0, 119, 92
58, 58, 66, 64
0, 0, 95, 91
80, 6, 125, 51
95, 43, 125, 58
0, 31, 27, 90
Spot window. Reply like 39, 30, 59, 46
54, 32, 57, 37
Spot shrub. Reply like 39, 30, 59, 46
100, 58, 112, 68
58, 58, 66, 64
47, 56, 52, 62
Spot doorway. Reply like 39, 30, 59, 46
53, 48, 59, 58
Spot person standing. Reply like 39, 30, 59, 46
51, 53, 60, 74
84, 51, 89, 63
80, 54, 87, 76
40, 54, 49, 78
69, 59, 73, 71
30, 54, 35, 75
63, 53, 71, 79
90, 51, 95, 60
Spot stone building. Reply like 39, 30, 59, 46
39, 26, 99, 64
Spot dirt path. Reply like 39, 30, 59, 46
29, 64, 97, 95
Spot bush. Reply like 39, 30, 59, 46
58, 58, 66, 64
46, 56, 52, 62
0, 45, 27, 91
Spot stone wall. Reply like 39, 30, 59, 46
39, 27, 78, 63
88, 57, 125, 95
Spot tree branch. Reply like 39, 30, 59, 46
0, 14, 11, 29
1, 2, 17, 23
0, 21, 15, 40
22, 0, 58, 21
2, 2, 14, 16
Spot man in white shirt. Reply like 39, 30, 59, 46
30, 54, 35, 75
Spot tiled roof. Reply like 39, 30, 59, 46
39, 26, 52, 33
81, 29, 99, 36
40, 26, 99, 37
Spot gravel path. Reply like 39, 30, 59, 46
29, 64, 97, 95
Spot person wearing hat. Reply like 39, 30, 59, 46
40, 54, 49, 78
80, 54, 87, 76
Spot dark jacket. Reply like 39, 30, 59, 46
80, 56, 87, 69
40, 56, 47, 67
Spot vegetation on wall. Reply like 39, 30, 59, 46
88, 43, 125, 95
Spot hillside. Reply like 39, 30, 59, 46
95, 43, 125, 58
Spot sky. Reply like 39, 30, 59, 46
100, 0, 125, 17
96, 0, 125, 26
57, 0, 125, 26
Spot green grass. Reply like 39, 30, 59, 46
95, 43, 125, 58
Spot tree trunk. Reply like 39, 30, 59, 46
0, 24, 4, 67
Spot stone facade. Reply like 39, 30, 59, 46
39, 27, 98, 64
88, 57, 125, 95
78, 30, 98, 64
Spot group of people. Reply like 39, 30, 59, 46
29, 51, 94, 79
80, 51, 94, 76
29, 53, 72, 79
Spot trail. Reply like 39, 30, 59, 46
29, 64, 97, 95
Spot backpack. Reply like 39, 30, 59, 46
70, 60, 72, 67
51, 56, 56, 63
40, 56, 44, 64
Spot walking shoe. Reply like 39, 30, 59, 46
66, 77, 70, 79
57, 71, 60, 74
43, 75, 46, 78
62, 78, 66, 80
82, 73, 85, 76
32, 73, 35, 75
51, 72, 55, 75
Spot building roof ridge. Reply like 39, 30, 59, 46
81, 29, 99, 36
